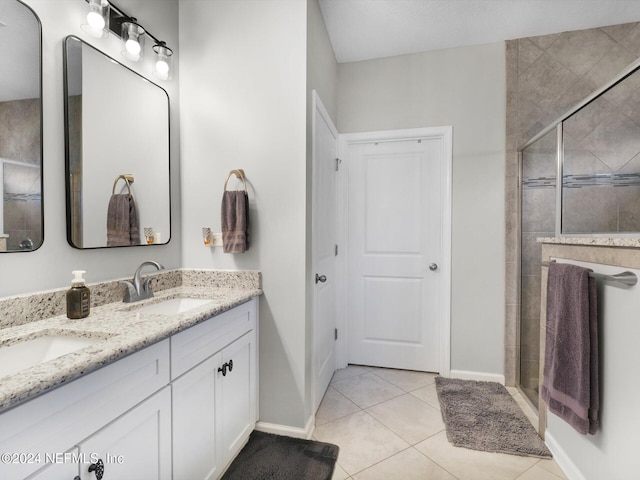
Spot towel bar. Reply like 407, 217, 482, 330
112, 174, 135, 195
542, 260, 637, 287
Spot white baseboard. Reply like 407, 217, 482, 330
255, 415, 315, 440
449, 369, 505, 384
544, 431, 585, 480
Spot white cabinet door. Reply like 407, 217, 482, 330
27, 448, 80, 480
78, 387, 171, 480
218, 330, 257, 466
172, 354, 222, 480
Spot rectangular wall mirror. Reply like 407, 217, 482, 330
0, 0, 43, 253
63, 35, 171, 249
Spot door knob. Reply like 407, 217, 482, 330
315, 274, 327, 284
429, 263, 438, 271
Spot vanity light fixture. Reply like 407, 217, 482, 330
121, 20, 145, 62
153, 42, 173, 80
81, 0, 110, 39
80, 0, 174, 79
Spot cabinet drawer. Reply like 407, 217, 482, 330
171, 298, 256, 379
0, 339, 170, 480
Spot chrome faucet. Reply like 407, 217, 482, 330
121, 261, 165, 303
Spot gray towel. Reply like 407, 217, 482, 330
541, 262, 599, 435
106, 194, 141, 246
221, 190, 249, 253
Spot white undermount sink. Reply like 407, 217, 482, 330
0, 334, 101, 379
133, 297, 215, 315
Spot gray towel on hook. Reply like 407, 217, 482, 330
107, 194, 141, 246
221, 190, 249, 253
542, 262, 599, 435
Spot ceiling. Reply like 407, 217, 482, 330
318, 0, 640, 63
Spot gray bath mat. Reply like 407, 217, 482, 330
435, 377, 552, 458
221, 430, 339, 480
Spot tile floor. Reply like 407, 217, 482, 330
312, 365, 568, 480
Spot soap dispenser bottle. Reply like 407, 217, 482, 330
67, 270, 90, 319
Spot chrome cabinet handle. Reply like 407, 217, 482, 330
429, 263, 438, 271
315, 274, 327, 284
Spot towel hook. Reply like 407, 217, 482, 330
224, 169, 247, 192
112, 174, 135, 196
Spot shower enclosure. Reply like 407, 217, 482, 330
518, 61, 640, 407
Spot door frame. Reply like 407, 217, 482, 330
311, 90, 339, 413
337, 127, 452, 377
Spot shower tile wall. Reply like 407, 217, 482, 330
0, 99, 41, 250
563, 68, 640, 233
505, 22, 640, 392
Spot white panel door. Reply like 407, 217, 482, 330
312, 92, 338, 411
347, 138, 443, 372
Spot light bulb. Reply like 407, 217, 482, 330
152, 43, 173, 80
125, 38, 141, 56
155, 59, 169, 76
87, 11, 105, 30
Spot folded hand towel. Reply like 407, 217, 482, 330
107, 194, 141, 246
221, 190, 249, 253
541, 262, 599, 435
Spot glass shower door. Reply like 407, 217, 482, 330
519, 128, 557, 407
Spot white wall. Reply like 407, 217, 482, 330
338, 43, 506, 376
544, 260, 640, 480
0, 0, 181, 297
306, 0, 338, 422
179, 0, 310, 429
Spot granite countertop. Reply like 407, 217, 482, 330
0, 284, 261, 413
537, 237, 640, 248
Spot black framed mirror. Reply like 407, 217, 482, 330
0, 0, 43, 253
63, 35, 171, 249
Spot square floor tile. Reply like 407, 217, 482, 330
332, 372, 404, 408
366, 393, 445, 444
331, 365, 370, 383
331, 462, 350, 480
415, 431, 538, 480
410, 382, 441, 409
316, 386, 361, 426
314, 368, 568, 480
368, 367, 437, 392
313, 411, 409, 475
516, 463, 566, 480
353, 447, 456, 480
537, 459, 568, 479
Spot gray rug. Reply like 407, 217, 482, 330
435, 377, 552, 458
221, 431, 339, 480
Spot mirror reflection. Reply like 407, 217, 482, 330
64, 35, 171, 249
0, 0, 42, 252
